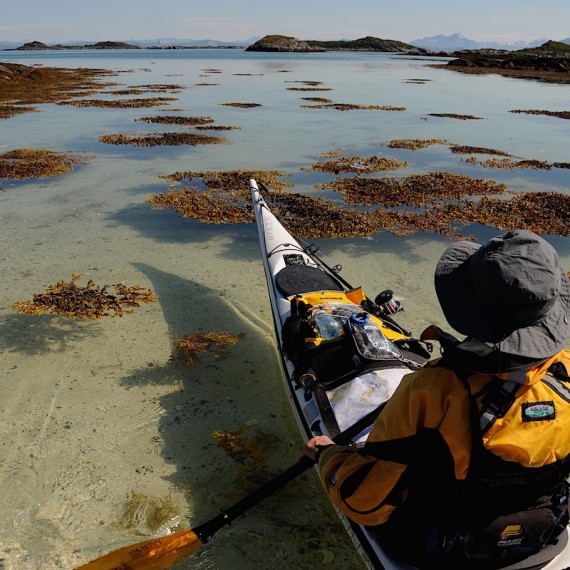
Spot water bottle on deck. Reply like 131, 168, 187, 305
312, 309, 342, 340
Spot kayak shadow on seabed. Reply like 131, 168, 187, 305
125, 262, 363, 569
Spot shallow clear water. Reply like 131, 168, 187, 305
0, 49, 569, 569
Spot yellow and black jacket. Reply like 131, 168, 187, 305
317, 344, 570, 566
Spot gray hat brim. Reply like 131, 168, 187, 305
435, 240, 570, 360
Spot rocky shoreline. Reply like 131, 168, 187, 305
436, 41, 570, 83
7, 40, 140, 51
246, 35, 427, 54
246, 35, 570, 83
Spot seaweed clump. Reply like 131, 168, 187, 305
0, 62, 116, 119
148, 187, 254, 223
99, 132, 227, 147
117, 491, 181, 534
304, 155, 407, 174
510, 109, 570, 120
434, 192, 570, 237
63, 97, 177, 108
449, 145, 512, 156
136, 115, 216, 126
472, 158, 552, 170
220, 102, 262, 108
0, 148, 88, 179
428, 113, 483, 120
136, 115, 240, 132
172, 331, 244, 366
0, 104, 39, 119
384, 139, 448, 150
266, 191, 373, 239
321, 172, 507, 207
148, 169, 291, 224
150, 169, 375, 238
302, 103, 406, 111
212, 426, 271, 490
149, 169, 570, 239
287, 86, 334, 92
15, 275, 157, 318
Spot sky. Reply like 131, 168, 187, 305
1, 0, 568, 45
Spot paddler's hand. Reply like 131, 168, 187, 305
303, 435, 335, 462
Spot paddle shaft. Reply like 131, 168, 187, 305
192, 402, 385, 543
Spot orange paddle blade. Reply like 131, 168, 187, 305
75, 528, 204, 570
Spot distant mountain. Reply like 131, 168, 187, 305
0, 41, 30, 50
307, 36, 427, 53
10, 40, 139, 51
0, 37, 260, 51
125, 36, 259, 48
410, 33, 549, 52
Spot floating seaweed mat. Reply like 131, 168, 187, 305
435, 192, 570, 237
172, 331, 244, 366
427, 113, 483, 120
287, 86, 334, 91
510, 109, 570, 120
99, 132, 227, 147
384, 138, 448, 150
195, 125, 241, 131
469, 157, 570, 170
0, 148, 88, 179
149, 170, 291, 224
0, 104, 39, 119
320, 172, 507, 208
148, 188, 255, 223
15, 275, 157, 318
304, 155, 407, 174
62, 97, 177, 108
150, 167, 377, 238
219, 102, 262, 108
134, 83, 184, 91
370, 208, 466, 239
158, 169, 292, 191
266, 190, 376, 239
285, 80, 325, 85
301, 97, 333, 104
302, 103, 406, 111
449, 145, 511, 156
136, 115, 215, 126
0, 63, 116, 111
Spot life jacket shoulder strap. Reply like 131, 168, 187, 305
479, 378, 519, 434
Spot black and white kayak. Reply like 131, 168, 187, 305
249, 178, 570, 570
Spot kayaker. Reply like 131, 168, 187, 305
303, 230, 570, 569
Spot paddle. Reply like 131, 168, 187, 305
75, 404, 383, 570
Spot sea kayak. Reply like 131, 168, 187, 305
249, 178, 570, 570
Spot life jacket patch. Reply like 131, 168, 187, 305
498, 524, 524, 547
521, 401, 555, 422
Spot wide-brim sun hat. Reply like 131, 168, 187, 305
434, 230, 570, 360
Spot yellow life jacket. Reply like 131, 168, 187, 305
434, 349, 570, 568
